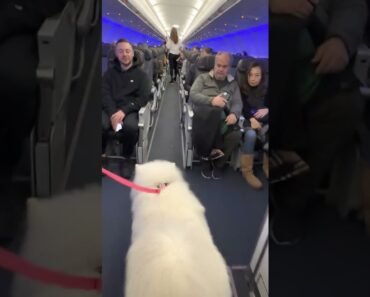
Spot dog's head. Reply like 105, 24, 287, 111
133, 160, 184, 190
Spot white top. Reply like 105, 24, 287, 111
166, 38, 183, 55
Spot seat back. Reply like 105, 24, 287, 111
33, 0, 101, 197
194, 55, 215, 79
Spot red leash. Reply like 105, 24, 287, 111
102, 167, 161, 194
0, 247, 101, 290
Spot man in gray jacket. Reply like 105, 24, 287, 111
190, 52, 242, 179
269, 0, 368, 242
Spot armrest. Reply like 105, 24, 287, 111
238, 116, 245, 130
186, 103, 194, 131
353, 43, 370, 87
138, 102, 151, 128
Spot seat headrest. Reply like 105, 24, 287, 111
237, 57, 269, 74
142, 48, 152, 61
151, 48, 158, 58
188, 53, 199, 64
134, 49, 145, 66
196, 55, 215, 72
236, 57, 258, 73
232, 56, 242, 68
156, 47, 164, 55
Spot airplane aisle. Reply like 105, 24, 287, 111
147, 79, 183, 166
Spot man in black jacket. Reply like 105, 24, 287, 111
102, 39, 151, 177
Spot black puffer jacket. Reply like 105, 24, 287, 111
102, 57, 151, 117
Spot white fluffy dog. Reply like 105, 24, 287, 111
11, 185, 102, 297
125, 160, 231, 297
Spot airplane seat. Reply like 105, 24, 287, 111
258, 57, 269, 85
186, 52, 200, 77
31, 0, 100, 197
194, 54, 215, 78
157, 47, 168, 87
102, 42, 110, 56
104, 101, 152, 165
137, 45, 153, 84
151, 48, 160, 86
231, 55, 242, 76
179, 49, 190, 80
133, 48, 145, 71
101, 42, 111, 75
155, 48, 165, 78
181, 52, 201, 101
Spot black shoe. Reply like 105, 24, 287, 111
211, 166, 223, 180
200, 159, 212, 179
120, 159, 132, 179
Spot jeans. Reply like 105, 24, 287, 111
242, 128, 257, 154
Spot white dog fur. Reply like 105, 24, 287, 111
125, 160, 231, 297
11, 184, 102, 297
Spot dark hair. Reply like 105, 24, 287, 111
202, 47, 212, 54
115, 38, 132, 49
240, 61, 265, 95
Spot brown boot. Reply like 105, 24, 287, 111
240, 154, 263, 189
263, 152, 269, 178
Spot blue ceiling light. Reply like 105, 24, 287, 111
187, 24, 268, 57
102, 17, 162, 46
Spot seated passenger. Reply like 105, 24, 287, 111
190, 52, 242, 179
269, 0, 367, 243
102, 38, 151, 178
239, 61, 269, 189
186, 47, 212, 89
179, 51, 188, 78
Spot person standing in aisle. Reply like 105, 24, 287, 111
166, 27, 183, 83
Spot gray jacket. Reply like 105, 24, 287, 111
320, 0, 367, 57
189, 70, 243, 118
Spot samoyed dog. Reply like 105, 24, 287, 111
125, 160, 231, 297
11, 185, 102, 297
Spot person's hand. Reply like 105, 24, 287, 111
270, 0, 318, 19
225, 113, 237, 125
254, 108, 269, 119
211, 95, 227, 108
110, 110, 125, 130
311, 37, 349, 75
250, 117, 262, 130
